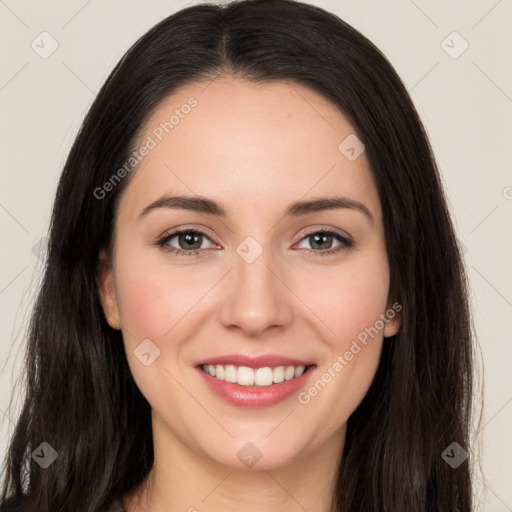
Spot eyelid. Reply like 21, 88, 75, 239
296, 226, 353, 244
156, 224, 218, 243
157, 225, 353, 247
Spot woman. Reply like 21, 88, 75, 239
0, 0, 478, 510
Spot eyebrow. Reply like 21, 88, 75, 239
137, 194, 374, 223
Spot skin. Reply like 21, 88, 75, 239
98, 76, 401, 512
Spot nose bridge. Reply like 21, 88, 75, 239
218, 234, 293, 336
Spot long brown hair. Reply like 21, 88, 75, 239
1, 1, 480, 510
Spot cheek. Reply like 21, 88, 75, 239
113, 243, 200, 342
296, 255, 390, 416
303, 254, 390, 347
112, 247, 199, 400
116, 273, 171, 342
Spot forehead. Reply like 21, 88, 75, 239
119, 77, 381, 222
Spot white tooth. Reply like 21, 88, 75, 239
255, 367, 274, 386
237, 366, 255, 385
273, 366, 285, 383
224, 365, 237, 383
206, 364, 305, 386
284, 366, 296, 381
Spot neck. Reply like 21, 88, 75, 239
124, 412, 346, 512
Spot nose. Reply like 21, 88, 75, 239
218, 245, 294, 338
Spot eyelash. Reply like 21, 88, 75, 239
155, 227, 355, 258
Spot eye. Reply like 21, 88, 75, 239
295, 229, 354, 257
156, 229, 216, 257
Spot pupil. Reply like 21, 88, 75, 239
180, 232, 201, 250
311, 233, 331, 250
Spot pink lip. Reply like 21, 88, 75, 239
195, 354, 314, 369
196, 365, 315, 408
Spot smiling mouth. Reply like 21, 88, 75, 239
200, 364, 316, 387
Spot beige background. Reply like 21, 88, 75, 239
1, 0, 511, 509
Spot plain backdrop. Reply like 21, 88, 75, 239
0, 0, 511, 510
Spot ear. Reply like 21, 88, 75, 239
383, 296, 402, 338
97, 249, 121, 330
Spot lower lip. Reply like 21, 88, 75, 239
196, 366, 315, 408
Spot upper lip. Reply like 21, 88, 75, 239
195, 354, 315, 369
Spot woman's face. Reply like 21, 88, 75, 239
99, 77, 401, 471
